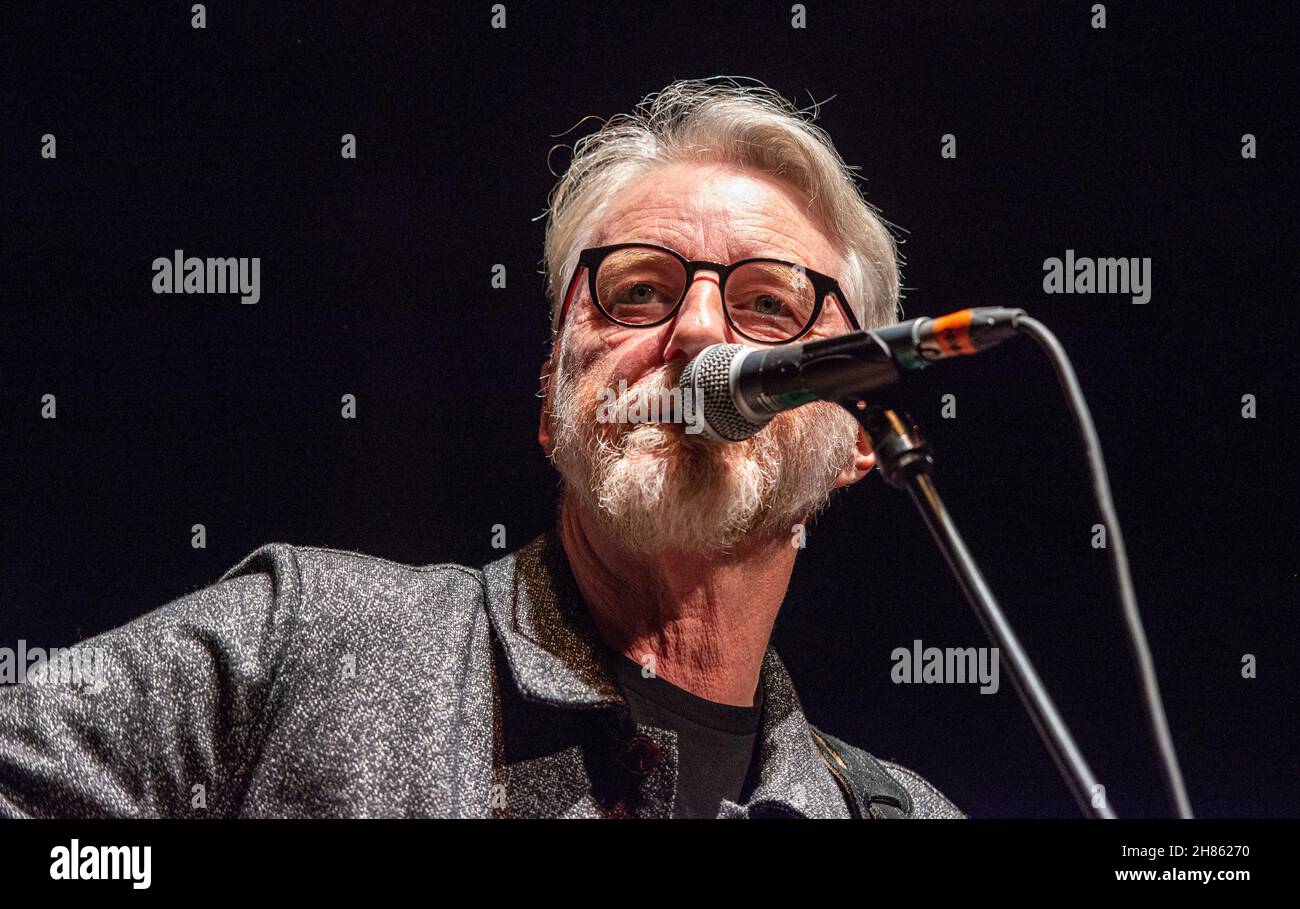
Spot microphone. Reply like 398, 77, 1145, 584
677, 307, 1025, 442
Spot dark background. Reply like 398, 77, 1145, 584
1, 1, 1296, 818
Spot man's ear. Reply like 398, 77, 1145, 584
832, 423, 876, 489
537, 356, 554, 458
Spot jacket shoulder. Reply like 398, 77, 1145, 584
217, 543, 496, 690
810, 726, 965, 819
227, 543, 490, 623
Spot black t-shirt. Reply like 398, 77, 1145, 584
610, 653, 764, 819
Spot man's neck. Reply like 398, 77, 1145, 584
558, 497, 799, 707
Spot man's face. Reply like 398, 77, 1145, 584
542, 161, 872, 555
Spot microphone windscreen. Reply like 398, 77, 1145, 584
677, 344, 769, 443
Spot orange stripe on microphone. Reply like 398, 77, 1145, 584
930, 309, 979, 356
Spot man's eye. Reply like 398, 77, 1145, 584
752, 294, 785, 316
625, 283, 660, 305
611, 282, 673, 310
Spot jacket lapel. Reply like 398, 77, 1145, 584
481, 531, 849, 818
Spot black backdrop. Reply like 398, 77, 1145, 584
2, 1, 1296, 819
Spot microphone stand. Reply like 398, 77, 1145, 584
848, 403, 1116, 819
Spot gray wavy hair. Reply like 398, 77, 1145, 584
541, 77, 902, 338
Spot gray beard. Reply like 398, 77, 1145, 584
546, 339, 861, 555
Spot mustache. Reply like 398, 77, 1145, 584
577, 360, 827, 455
586, 364, 707, 438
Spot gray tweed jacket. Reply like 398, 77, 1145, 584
0, 531, 964, 819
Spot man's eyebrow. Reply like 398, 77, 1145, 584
730, 246, 807, 264
585, 232, 813, 266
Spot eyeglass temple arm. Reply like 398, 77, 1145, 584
553, 266, 585, 335
833, 291, 861, 331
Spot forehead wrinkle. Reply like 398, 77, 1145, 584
595, 172, 840, 273
599, 214, 835, 273
595, 209, 666, 246
597, 218, 701, 256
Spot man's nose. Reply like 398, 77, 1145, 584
661, 271, 732, 363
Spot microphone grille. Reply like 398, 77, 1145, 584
678, 344, 769, 443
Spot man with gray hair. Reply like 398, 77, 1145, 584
0, 78, 962, 819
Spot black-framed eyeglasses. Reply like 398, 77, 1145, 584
552, 242, 861, 344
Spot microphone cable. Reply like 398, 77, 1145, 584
1012, 314, 1194, 819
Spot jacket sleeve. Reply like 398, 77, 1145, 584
0, 545, 302, 818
